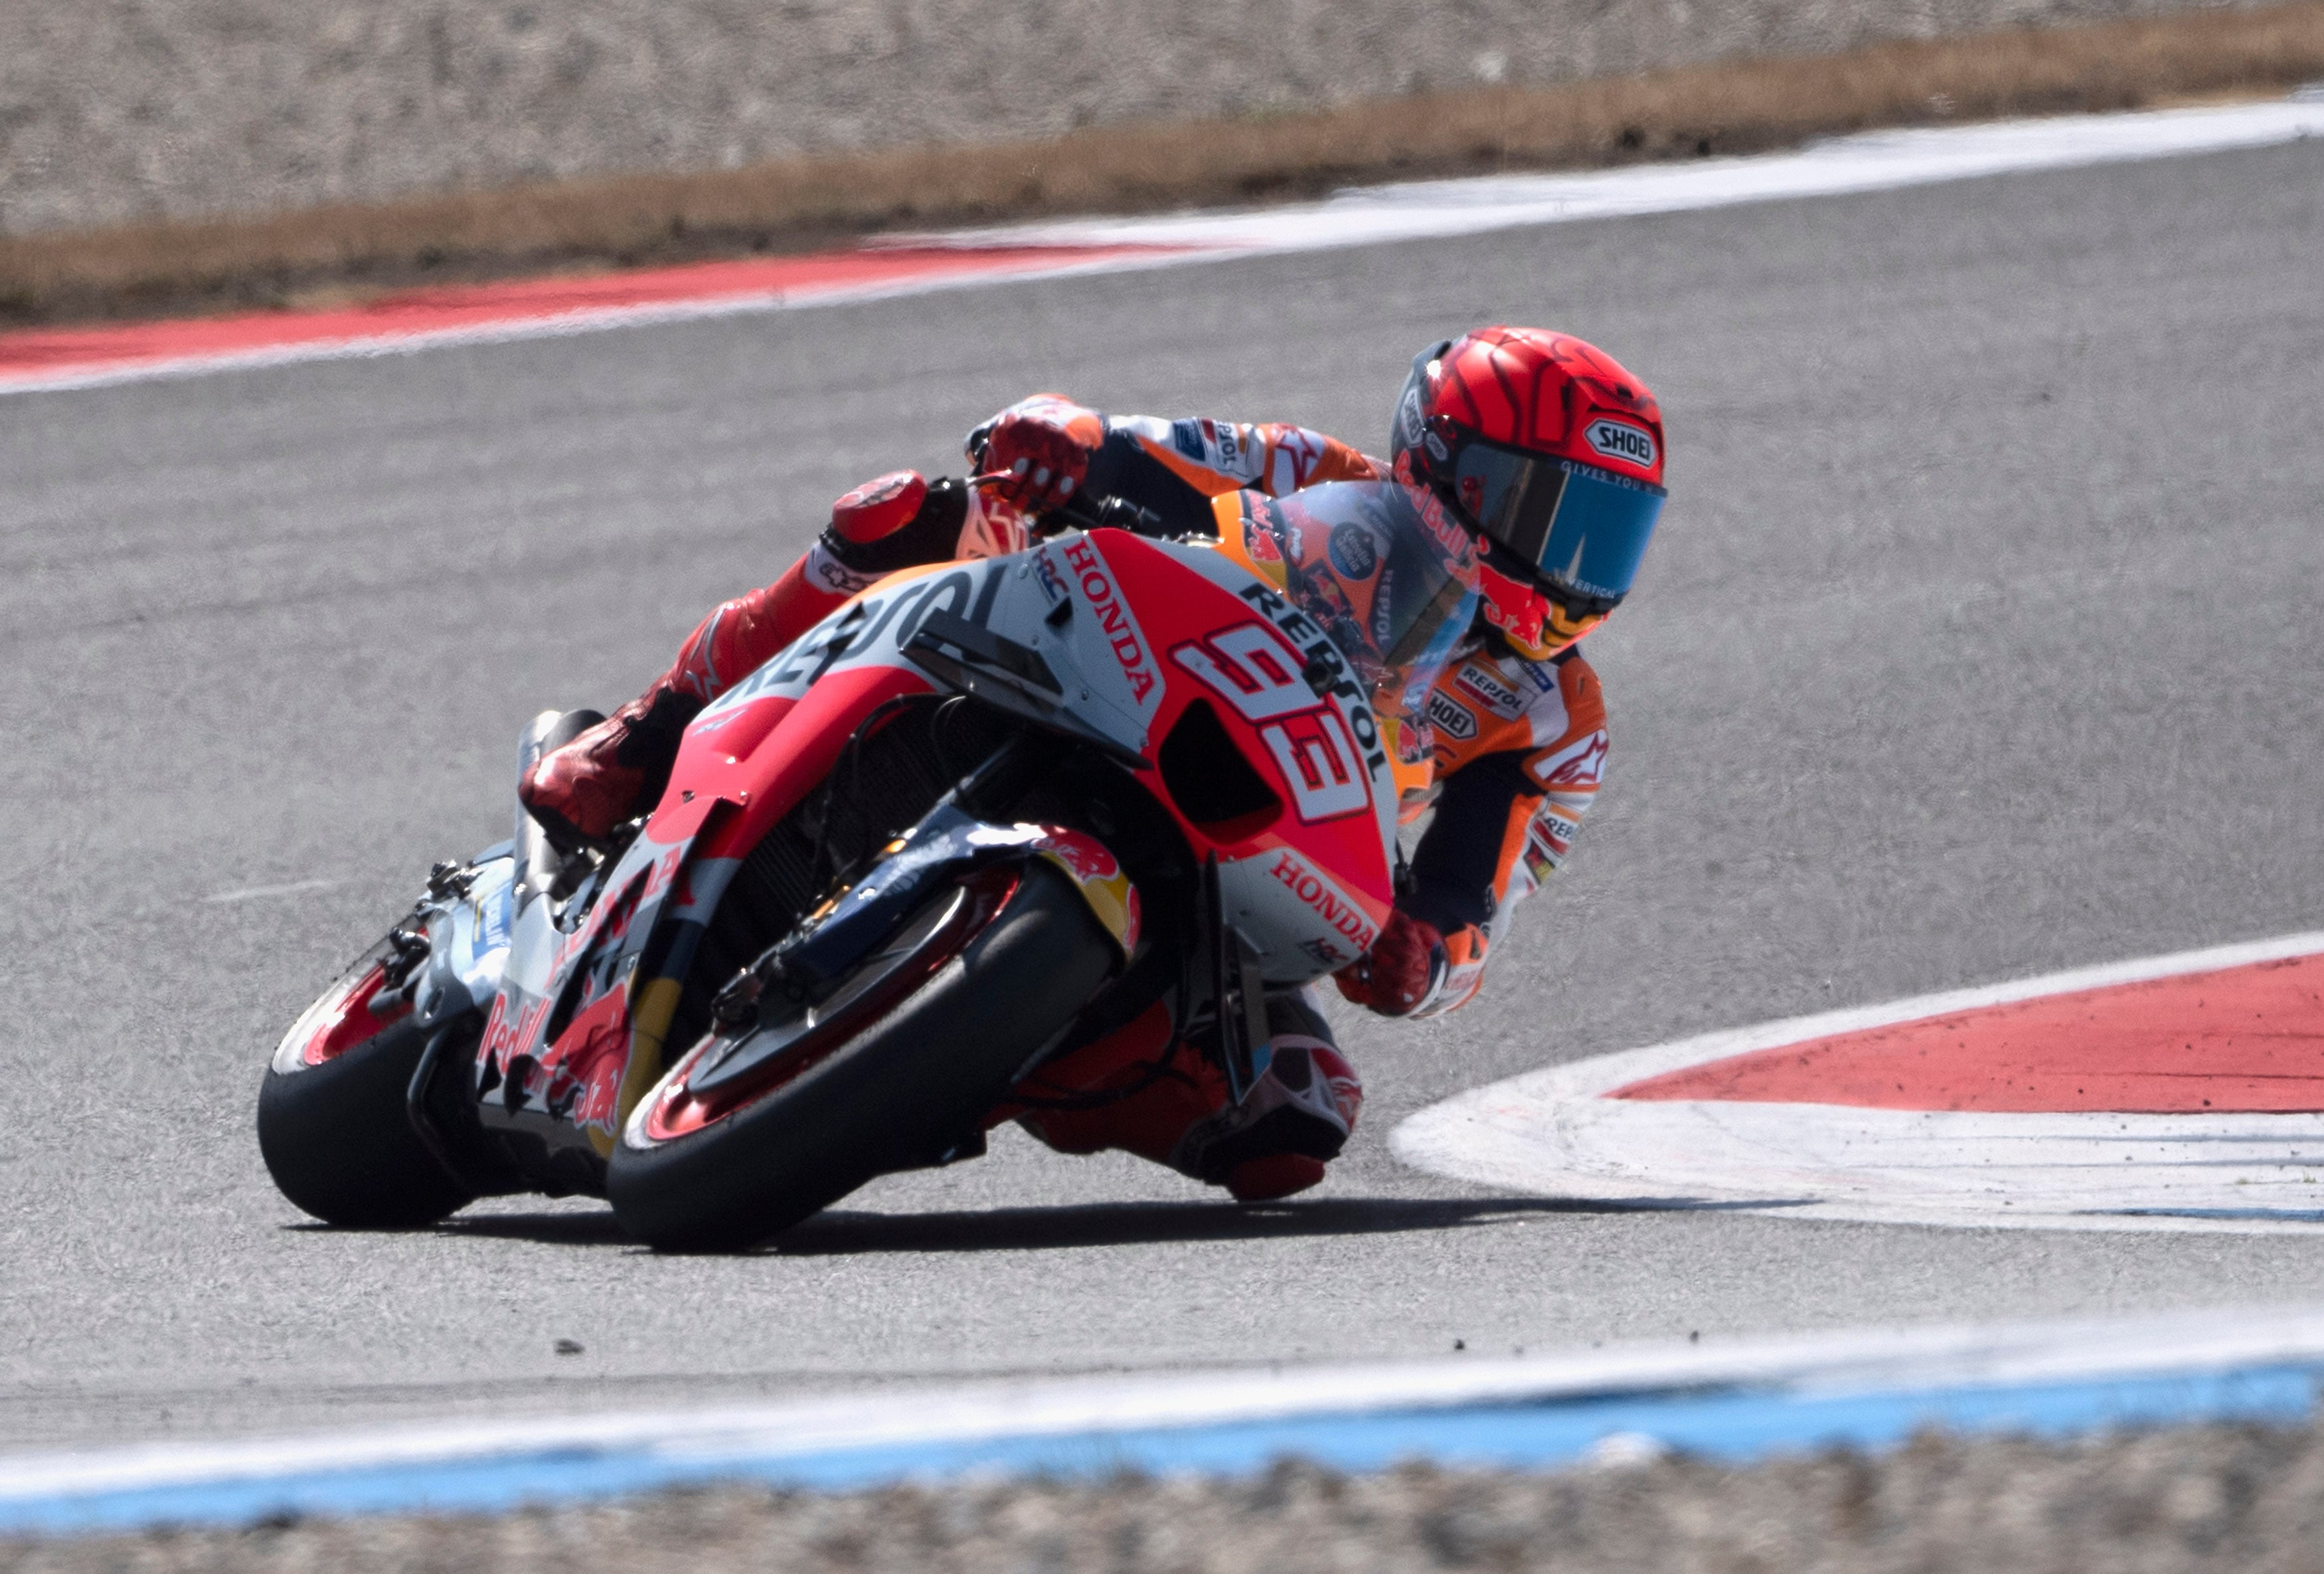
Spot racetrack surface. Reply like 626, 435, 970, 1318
3, 135, 2321, 1451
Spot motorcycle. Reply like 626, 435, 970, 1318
257, 480, 1479, 1249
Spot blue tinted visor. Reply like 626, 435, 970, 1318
1451, 444, 1665, 607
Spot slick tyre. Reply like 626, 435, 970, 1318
608, 861, 1115, 1251
258, 956, 473, 1228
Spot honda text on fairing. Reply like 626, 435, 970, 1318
258, 483, 1480, 1249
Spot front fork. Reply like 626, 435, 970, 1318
710, 799, 1141, 1037
1199, 852, 1270, 1107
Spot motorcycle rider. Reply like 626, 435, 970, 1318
523, 326, 1666, 1201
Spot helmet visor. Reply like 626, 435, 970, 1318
1451, 442, 1665, 606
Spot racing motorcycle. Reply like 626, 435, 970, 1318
257, 480, 1478, 1249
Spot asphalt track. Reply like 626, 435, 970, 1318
3, 133, 2321, 1453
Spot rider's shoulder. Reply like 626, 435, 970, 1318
1472, 633, 1600, 699
1432, 636, 1606, 750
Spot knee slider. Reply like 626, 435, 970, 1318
821, 474, 969, 577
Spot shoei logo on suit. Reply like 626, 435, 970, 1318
1583, 419, 1657, 469
1426, 689, 1477, 741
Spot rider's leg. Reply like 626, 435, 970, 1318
1003, 1001, 1220, 1160
520, 472, 966, 846
1170, 990, 1363, 1201
1008, 990, 1362, 1202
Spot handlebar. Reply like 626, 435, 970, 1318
966, 464, 1168, 538
1046, 490, 1167, 537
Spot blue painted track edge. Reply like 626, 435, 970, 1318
6, 1360, 2317, 1537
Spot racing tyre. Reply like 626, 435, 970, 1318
257, 940, 474, 1227
608, 860, 1116, 1251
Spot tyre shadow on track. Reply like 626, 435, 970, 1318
424, 1194, 1791, 1254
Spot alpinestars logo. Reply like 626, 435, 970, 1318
1529, 728, 1608, 788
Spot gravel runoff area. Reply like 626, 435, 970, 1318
9, 1417, 2324, 1572
11, 5, 2324, 328
0, 0, 2273, 236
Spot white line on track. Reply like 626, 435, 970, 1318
1393, 930, 2324, 1235
897, 97, 2324, 255
7, 96, 2319, 399
201, 877, 344, 904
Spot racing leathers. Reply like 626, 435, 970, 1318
519, 398, 1607, 1198
951, 398, 1610, 1022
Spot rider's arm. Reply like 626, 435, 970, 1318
1394, 648, 1608, 1018
971, 397, 1383, 536
1094, 414, 1384, 501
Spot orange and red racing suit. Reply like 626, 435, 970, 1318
956, 398, 1610, 1019
523, 398, 1609, 1197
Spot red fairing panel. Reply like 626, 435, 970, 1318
682, 662, 937, 863
1077, 532, 1397, 954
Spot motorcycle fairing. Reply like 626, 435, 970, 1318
678, 552, 1153, 808
1073, 531, 1400, 982
782, 807, 1141, 986
475, 810, 739, 1165
469, 551, 1137, 1172
410, 853, 516, 1029
475, 517, 1414, 1172
1151, 531, 1404, 865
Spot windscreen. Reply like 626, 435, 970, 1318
1243, 481, 1480, 719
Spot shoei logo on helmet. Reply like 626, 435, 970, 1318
1398, 387, 1428, 448
1583, 419, 1657, 470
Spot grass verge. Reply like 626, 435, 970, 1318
5, 1, 2323, 329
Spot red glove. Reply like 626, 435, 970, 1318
973, 397, 1100, 511
1333, 909, 1446, 1017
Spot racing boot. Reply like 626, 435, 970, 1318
520, 471, 968, 847
1170, 1034, 1364, 1203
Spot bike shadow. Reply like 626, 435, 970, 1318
430, 1192, 1787, 1255
778, 1195, 1652, 1255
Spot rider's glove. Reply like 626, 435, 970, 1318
1333, 909, 1447, 1018
969, 396, 1102, 513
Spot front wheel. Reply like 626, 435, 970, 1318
256, 937, 474, 1227
608, 861, 1116, 1251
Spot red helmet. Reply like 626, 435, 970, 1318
1391, 327, 1666, 659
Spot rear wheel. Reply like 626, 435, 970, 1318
608, 861, 1116, 1251
256, 938, 474, 1227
